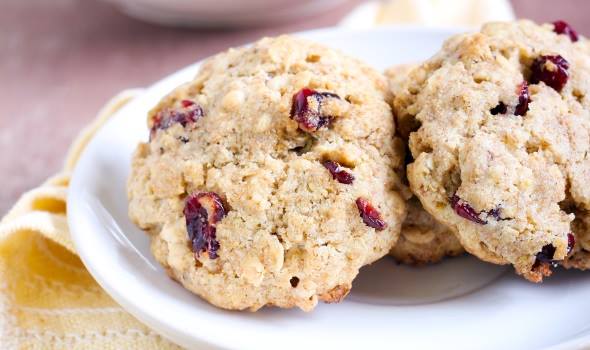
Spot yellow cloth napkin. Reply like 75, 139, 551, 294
0, 90, 180, 349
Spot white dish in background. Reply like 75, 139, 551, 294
339, 0, 515, 29
99, 0, 346, 27
67, 27, 590, 350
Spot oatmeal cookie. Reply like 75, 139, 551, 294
128, 36, 406, 311
393, 20, 589, 281
390, 197, 464, 265
386, 64, 464, 265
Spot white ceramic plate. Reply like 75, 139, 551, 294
99, 0, 345, 27
68, 27, 590, 350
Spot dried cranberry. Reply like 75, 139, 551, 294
490, 82, 530, 117
530, 55, 570, 92
533, 234, 574, 268
322, 160, 354, 184
490, 102, 508, 115
553, 20, 579, 42
514, 81, 530, 116
356, 198, 387, 230
486, 207, 503, 221
181, 99, 195, 107
184, 192, 227, 259
449, 194, 487, 225
290, 88, 340, 132
567, 232, 575, 254
535, 244, 556, 264
150, 100, 204, 140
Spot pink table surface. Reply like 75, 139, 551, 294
1, 0, 589, 215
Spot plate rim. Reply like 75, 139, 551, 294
67, 24, 590, 350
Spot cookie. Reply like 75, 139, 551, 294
393, 20, 590, 282
386, 64, 465, 265
386, 64, 424, 141
128, 36, 407, 311
563, 205, 590, 270
390, 197, 464, 265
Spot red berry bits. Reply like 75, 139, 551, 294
180, 99, 196, 108
490, 82, 530, 117
567, 233, 576, 255
150, 100, 204, 140
535, 244, 556, 265
533, 233, 574, 268
486, 207, 504, 221
553, 20, 579, 42
530, 55, 570, 92
322, 160, 354, 184
184, 192, 227, 259
449, 193, 488, 225
290, 88, 340, 132
490, 102, 508, 115
514, 81, 530, 116
356, 198, 387, 230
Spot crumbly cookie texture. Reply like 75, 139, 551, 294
386, 64, 464, 265
393, 20, 590, 282
128, 36, 406, 311
390, 197, 464, 265
563, 207, 590, 269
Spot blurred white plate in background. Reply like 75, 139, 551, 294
340, 0, 515, 29
68, 26, 590, 350
100, 0, 346, 26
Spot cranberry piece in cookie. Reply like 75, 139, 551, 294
449, 193, 487, 225
290, 88, 340, 132
490, 82, 530, 116
514, 81, 530, 116
356, 198, 387, 230
553, 20, 579, 42
184, 192, 227, 259
535, 244, 557, 264
322, 160, 354, 184
534, 233, 574, 266
567, 233, 576, 254
530, 55, 570, 92
531, 233, 574, 278
150, 100, 204, 140
486, 207, 504, 221
490, 102, 508, 115
181, 99, 196, 107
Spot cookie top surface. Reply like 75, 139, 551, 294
393, 20, 590, 281
127, 36, 406, 311
386, 65, 464, 265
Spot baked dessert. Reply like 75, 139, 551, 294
390, 196, 464, 265
127, 36, 407, 311
393, 20, 589, 281
385, 64, 464, 265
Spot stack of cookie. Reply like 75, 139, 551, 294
127, 20, 590, 311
